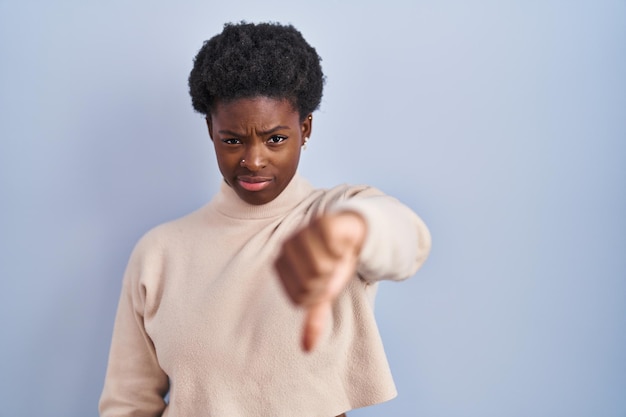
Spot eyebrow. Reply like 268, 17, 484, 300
218, 125, 291, 137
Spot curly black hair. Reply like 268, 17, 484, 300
189, 22, 325, 120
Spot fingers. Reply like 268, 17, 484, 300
274, 251, 327, 306
274, 222, 339, 306
273, 212, 368, 352
302, 301, 331, 352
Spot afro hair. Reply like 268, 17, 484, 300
188, 22, 325, 120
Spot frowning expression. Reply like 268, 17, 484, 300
207, 96, 312, 205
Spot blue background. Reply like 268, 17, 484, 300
1, 1, 624, 416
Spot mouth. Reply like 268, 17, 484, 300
237, 175, 273, 192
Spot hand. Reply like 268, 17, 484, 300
274, 211, 367, 352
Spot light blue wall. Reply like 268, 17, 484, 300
1, 1, 624, 416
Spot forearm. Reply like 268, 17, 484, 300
100, 263, 169, 416
331, 194, 431, 282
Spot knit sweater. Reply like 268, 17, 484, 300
99, 174, 431, 417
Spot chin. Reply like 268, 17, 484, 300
237, 190, 275, 205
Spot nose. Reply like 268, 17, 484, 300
241, 142, 267, 172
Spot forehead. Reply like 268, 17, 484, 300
211, 97, 299, 125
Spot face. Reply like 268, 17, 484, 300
207, 96, 312, 205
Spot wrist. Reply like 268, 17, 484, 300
333, 210, 367, 254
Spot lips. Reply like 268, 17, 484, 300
237, 175, 273, 192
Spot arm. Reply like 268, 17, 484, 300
332, 193, 431, 282
99, 242, 169, 417
274, 188, 431, 351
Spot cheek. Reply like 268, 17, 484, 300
285, 147, 302, 168
213, 144, 234, 163
213, 149, 236, 175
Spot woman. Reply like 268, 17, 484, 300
100, 22, 431, 417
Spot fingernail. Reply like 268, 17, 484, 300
302, 334, 314, 352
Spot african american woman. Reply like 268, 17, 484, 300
99, 21, 431, 417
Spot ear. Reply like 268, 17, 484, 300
301, 113, 313, 145
205, 115, 214, 141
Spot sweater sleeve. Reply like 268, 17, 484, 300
330, 187, 431, 283
99, 236, 169, 417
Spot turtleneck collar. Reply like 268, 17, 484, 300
209, 173, 314, 219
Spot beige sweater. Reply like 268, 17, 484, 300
99, 174, 431, 417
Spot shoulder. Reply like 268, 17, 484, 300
121, 206, 209, 292
130, 205, 208, 261
306, 183, 387, 214
322, 183, 385, 200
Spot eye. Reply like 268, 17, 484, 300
221, 138, 241, 145
267, 135, 287, 144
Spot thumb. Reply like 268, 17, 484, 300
302, 301, 331, 352
301, 255, 357, 352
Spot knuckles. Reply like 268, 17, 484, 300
274, 214, 357, 306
